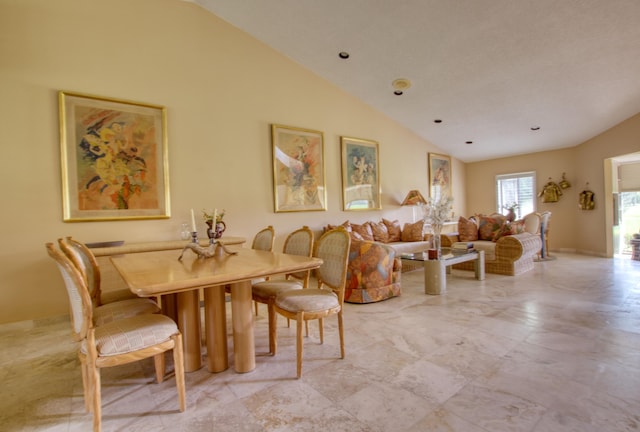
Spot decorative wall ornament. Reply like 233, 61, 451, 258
58, 91, 170, 222
341, 136, 381, 211
428, 153, 452, 199
271, 124, 326, 212
559, 172, 571, 189
539, 177, 562, 203
579, 183, 595, 210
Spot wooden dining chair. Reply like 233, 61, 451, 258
252, 226, 314, 355
58, 237, 160, 326
273, 226, 351, 377
46, 243, 186, 432
252, 225, 276, 252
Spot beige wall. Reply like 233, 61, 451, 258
0, 0, 463, 324
465, 112, 640, 256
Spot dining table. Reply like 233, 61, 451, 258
110, 245, 322, 373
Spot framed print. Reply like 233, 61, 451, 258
341, 136, 381, 211
59, 91, 170, 222
271, 124, 326, 212
428, 152, 452, 199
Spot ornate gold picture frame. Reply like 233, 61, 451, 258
341, 136, 381, 211
271, 124, 326, 212
59, 91, 170, 222
428, 152, 452, 199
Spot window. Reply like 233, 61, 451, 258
496, 171, 536, 219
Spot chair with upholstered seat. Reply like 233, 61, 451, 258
46, 243, 186, 432
252, 225, 275, 252
58, 237, 160, 326
252, 226, 314, 355
273, 226, 350, 377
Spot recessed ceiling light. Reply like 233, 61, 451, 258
338, 51, 350, 59
434, 119, 442, 123
465, 141, 473, 144
531, 126, 540, 131
393, 90, 403, 96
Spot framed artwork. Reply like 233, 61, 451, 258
59, 91, 170, 222
271, 124, 326, 212
428, 152, 452, 199
341, 136, 381, 211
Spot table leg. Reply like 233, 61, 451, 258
230, 280, 255, 373
161, 293, 178, 323
475, 251, 486, 280
176, 290, 202, 372
424, 260, 446, 295
203, 285, 228, 372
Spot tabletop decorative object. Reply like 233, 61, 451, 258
203, 209, 226, 243
421, 194, 453, 257
177, 241, 237, 261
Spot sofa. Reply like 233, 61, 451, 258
441, 212, 542, 276
327, 219, 434, 303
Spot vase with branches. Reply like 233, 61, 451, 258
421, 194, 453, 255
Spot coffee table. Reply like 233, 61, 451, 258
401, 248, 485, 295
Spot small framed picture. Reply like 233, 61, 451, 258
341, 136, 381, 211
428, 152, 452, 199
271, 124, 326, 212
58, 91, 170, 222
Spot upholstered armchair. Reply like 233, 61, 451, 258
344, 240, 402, 303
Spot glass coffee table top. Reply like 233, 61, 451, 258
401, 248, 477, 262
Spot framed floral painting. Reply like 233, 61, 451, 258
341, 136, 381, 211
271, 124, 326, 212
59, 91, 170, 221
428, 152, 452, 199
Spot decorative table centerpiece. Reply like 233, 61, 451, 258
421, 194, 453, 258
203, 209, 226, 243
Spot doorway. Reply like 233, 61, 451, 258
614, 191, 640, 256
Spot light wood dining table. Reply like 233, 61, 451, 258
111, 246, 322, 373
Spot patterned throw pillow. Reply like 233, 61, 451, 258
492, 222, 512, 241
401, 220, 425, 242
326, 221, 351, 233
476, 215, 504, 241
458, 216, 478, 242
351, 222, 374, 241
369, 220, 389, 243
383, 218, 402, 242
509, 219, 526, 235
349, 231, 364, 242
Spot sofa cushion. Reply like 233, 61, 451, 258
387, 241, 432, 255
471, 240, 497, 261
401, 220, 424, 242
383, 218, 402, 242
477, 215, 505, 241
458, 216, 478, 242
369, 220, 389, 243
351, 222, 374, 241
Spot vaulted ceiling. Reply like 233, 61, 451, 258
190, 0, 640, 162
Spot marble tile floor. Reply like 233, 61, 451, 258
2, 252, 640, 431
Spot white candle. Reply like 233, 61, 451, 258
213, 208, 217, 224
190, 209, 197, 232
